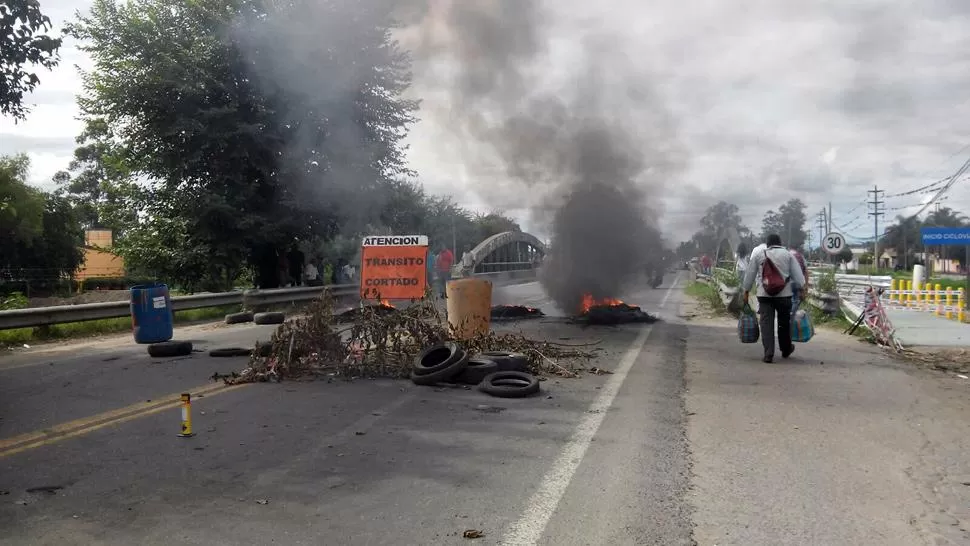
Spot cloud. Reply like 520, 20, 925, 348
2, 0, 969, 244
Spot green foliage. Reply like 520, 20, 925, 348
68, 0, 421, 290
760, 199, 808, 249
814, 268, 837, 293
0, 291, 28, 310
685, 281, 725, 313
0, 154, 85, 280
714, 268, 740, 288
0, 304, 240, 346
0, 0, 63, 120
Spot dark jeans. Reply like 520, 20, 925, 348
436, 271, 451, 297
757, 296, 793, 359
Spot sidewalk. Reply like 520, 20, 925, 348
885, 308, 970, 348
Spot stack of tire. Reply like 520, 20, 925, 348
410, 343, 540, 398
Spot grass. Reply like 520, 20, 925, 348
685, 281, 726, 314
0, 305, 241, 347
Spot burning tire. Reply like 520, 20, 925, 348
147, 341, 193, 358
477, 351, 529, 372
454, 357, 500, 385
209, 347, 253, 358
412, 342, 463, 375
479, 371, 540, 398
225, 311, 254, 325
411, 349, 470, 386
254, 312, 286, 325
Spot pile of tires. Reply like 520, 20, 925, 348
410, 343, 540, 398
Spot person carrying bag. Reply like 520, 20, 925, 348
738, 301, 760, 343
740, 234, 807, 362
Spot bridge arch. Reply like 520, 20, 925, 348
456, 231, 547, 277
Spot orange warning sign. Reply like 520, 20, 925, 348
359, 235, 429, 300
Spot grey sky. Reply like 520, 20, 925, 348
2, 0, 968, 244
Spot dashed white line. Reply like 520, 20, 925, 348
499, 274, 682, 544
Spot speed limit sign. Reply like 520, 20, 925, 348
822, 232, 846, 255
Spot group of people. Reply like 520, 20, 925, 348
737, 234, 810, 363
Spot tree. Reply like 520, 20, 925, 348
883, 215, 924, 268
0, 154, 84, 281
0, 0, 63, 120
760, 199, 807, 249
69, 0, 418, 289
56, 118, 139, 234
836, 246, 853, 264
690, 201, 749, 257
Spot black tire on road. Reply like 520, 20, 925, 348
479, 371, 540, 398
147, 341, 194, 358
225, 311, 254, 325
454, 357, 500, 385
477, 351, 529, 372
254, 312, 285, 325
412, 342, 462, 375
209, 347, 253, 358
411, 350, 469, 386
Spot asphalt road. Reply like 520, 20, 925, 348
0, 273, 968, 545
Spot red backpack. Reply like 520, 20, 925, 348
761, 249, 788, 296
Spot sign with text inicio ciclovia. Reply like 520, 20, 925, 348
921, 227, 970, 245
822, 231, 846, 256
360, 235, 429, 300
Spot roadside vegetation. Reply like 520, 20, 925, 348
0, 304, 241, 347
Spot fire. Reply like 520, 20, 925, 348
580, 294, 625, 313
379, 299, 394, 308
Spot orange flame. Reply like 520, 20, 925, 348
379, 299, 394, 308
580, 294, 624, 313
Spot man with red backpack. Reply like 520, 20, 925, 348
742, 233, 807, 363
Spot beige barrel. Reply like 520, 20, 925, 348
446, 277, 493, 339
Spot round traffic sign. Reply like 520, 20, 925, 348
822, 232, 846, 255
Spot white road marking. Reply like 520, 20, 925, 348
660, 272, 681, 309
500, 303, 668, 543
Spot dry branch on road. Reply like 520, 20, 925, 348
216, 293, 595, 384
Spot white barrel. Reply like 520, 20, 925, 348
913, 264, 926, 288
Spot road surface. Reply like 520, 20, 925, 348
0, 274, 968, 545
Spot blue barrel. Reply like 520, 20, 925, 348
130, 283, 174, 344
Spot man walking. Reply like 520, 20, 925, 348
742, 234, 806, 363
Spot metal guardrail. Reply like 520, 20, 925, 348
696, 272, 840, 316
0, 270, 538, 330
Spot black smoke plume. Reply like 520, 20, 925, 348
401, 0, 686, 313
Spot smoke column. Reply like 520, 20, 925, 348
400, 0, 687, 312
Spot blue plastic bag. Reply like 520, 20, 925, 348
738, 303, 760, 344
791, 303, 814, 343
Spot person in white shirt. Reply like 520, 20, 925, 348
304, 261, 320, 286
742, 233, 807, 363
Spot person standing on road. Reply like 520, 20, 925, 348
735, 242, 750, 278
742, 233, 806, 363
789, 246, 809, 306
434, 245, 455, 297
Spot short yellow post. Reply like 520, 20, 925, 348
890, 279, 898, 303
946, 288, 954, 319
906, 280, 913, 306
959, 289, 965, 323
934, 283, 942, 315
179, 393, 195, 438
445, 278, 493, 340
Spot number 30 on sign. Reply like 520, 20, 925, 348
822, 232, 846, 255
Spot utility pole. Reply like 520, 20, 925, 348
868, 185, 885, 269
815, 211, 827, 261
828, 202, 832, 234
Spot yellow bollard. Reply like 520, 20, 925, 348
445, 277, 493, 340
179, 393, 195, 438
890, 279, 898, 303
934, 283, 942, 315
946, 288, 954, 320
959, 289, 966, 323
906, 280, 913, 306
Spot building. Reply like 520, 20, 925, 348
76, 229, 125, 279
